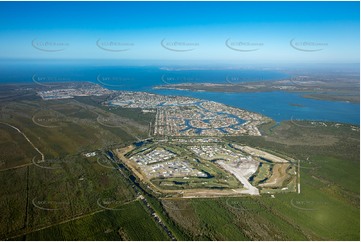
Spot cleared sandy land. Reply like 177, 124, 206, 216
234, 145, 289, 163
216, 160, 259, 195
180, 188, 253, 198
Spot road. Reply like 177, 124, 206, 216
0, 122, 45, 161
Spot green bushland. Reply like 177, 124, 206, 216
15, 201, 169, 241
0, 167, 28, 236
0, 124, 38, 169
0, 87, 162, 240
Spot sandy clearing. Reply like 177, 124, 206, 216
216, 160, 259, 195
234, 145, 289, 163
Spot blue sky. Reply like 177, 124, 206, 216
0, 1, 359, 64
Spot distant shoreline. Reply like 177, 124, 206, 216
153, 81, 360, 104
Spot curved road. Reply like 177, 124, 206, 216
0, 122, 44, 162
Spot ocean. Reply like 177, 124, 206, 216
0, 64, 359, 125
